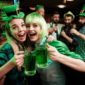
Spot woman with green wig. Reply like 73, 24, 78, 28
25, 12, 85, 85
0, 5, 27, 85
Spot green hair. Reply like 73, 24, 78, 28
25, 12, 48, 39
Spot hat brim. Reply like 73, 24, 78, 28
79, 13, 85, 17
2, 12, 25, 22
64, 13, 75, 19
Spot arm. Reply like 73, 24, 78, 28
47, 44, 85, 72
0, 51, 24, 78
0, 76, 6, 85
70, 28, 85, 40
61, 30, 73, 43
0, 57, 16, 78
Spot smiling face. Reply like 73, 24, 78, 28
26, 23, 42, 43
25, 12, 48, 44
9, 18, 27, 42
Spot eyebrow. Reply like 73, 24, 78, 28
11, 22, 25, 27
11, 24, 16, 27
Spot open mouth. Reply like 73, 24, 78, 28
18, 32, 26, 38
29, 31, 37, 37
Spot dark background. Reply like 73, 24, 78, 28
1, 0, 85, 15
19, 0, 85, 16
0, 0, 85, 20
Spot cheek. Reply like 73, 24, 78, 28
12, 30, 18, 36
10, 28, 18, 33
37, 29, 42, 35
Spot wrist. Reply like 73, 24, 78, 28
56, 53, 65, 62
10, 57, 16, 66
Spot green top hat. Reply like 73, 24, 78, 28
35, 5, 44, 11
1, 4, 25, 22
79, 4, 85, 17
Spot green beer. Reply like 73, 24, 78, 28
24, 51, 36, 76
36, 46, 48, 68
36, 37, 48, 68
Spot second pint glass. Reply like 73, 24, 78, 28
24, 51, 36, 76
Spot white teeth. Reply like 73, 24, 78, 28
30, 32, 33, 34
19, 32, 25, 36
18, 34, 25, 37
30, 32, 36, 35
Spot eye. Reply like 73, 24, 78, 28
11, 24, 18, 30
33, 23, 38, 28
12, 25, 17, 30
21, 23, 26, 27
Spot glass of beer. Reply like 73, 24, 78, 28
36, 37, 48, 68
24, 51, 36, 76
36, 46, 48, 68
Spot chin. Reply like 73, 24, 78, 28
30, 39, 36, 42
18, 38, 26, 42
29, 37, 38, 42
19, 40, 25, 42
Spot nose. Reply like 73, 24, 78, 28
18, 26, 24, 32
66, 20, 69, 24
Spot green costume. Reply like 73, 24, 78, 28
0, 43, 25, 85
0, 4, 25, 85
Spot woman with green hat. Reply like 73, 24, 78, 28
0, 4, 27, 85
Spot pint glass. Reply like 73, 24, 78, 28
36, 46, 48, 68
24, 51, 36, 76
36, 37, 48, 68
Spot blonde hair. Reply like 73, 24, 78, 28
25, 12, 48, 39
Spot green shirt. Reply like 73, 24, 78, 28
0, 43, 25, 85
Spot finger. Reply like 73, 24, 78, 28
16, 61, 24, 67
16, 51, 24, 55
15, 55, 24, 60
15, 57, 24, 62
